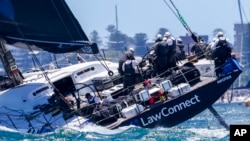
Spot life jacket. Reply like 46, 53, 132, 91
155, 42, 169, 57
216, 39, 228, 51
168, 38, 176, 53
124, 60, 135, 76
176, 44, 186, 60
88, 96, 96, 104
167, 38, 177, 69
213, 38, 231, 58
118, 54, 135, 76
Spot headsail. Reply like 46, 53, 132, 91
0, 0, 99, 54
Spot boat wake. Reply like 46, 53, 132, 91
187, 128, 228, 139
0, 125, 18, 133
63, 123, 132, 135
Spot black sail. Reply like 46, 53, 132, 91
0, 0, 98, 54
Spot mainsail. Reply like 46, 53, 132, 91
0, 0, 99, 54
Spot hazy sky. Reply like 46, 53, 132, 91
66, 0, 250, 44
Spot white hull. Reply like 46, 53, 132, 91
179, 58, 215, 77
0, 60, 120, 133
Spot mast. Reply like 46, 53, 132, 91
115, 4, 119, 31
0, 40, 23, 87
238, 0, 244, 26
237, 0, 244, 87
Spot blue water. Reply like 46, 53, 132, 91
0, 102, 249, 141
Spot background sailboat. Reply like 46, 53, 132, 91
0, 0, 121, 133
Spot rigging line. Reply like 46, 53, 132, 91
5, 37, 90, 45
63, 54, 73, 65
51, 0, 90, 43
31, 115, 53, 125
238, 0, 249, 24
61, 0, 88, 41
98, 52, 111, 70
165, 0, 211, 61
11, 20, 50, 81
95, 53, 115, 76
169, 0, 193, 35
41, 114, 54, 129
242, 8, 249, 23
94, 54, 110, 71
171, 0, 192, 34
162, 0, 191, 34
38, 53, 74, 69
28, 53, 72, 103
162, 0, 198, 43
30, 51, 45, 72
53, 54, 59, 68
208, 106, 229, 131
13, 21, 72, 108
6, 115, 17, 130
50, 0, 74, 41
238, 0, 244, 26
13, 22, 49, 75
162, 0, 184, 28
169, 0, 188, 25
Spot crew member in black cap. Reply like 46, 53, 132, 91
85, 93, 101, 105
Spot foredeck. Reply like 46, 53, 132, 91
190, 76, 216, 91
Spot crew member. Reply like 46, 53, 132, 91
164, 32, 177, 71
155, 34, 163, 43
122, 56, 139, 95
85, 93, 101, 105
212, 32, 232, 77
176, 38, 186, 62
206, 38, 217, 60
212, 32, 233, 77
153, 37, 169, 77
118, 48, 135, 76
191, 36, 207, 59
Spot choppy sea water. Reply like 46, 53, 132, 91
0, 102, 249, 141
